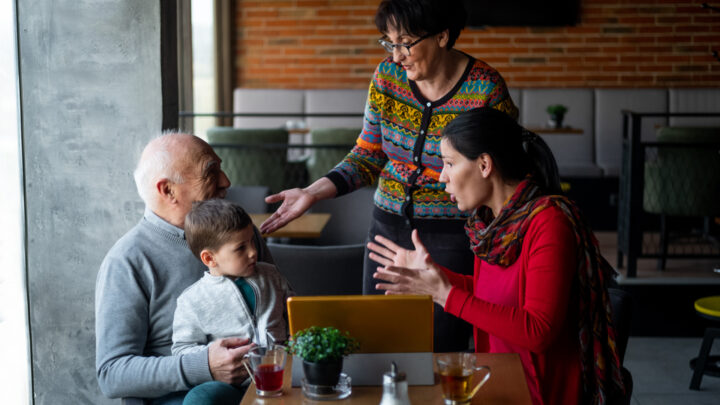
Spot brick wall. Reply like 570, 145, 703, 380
234, 0, 720, 89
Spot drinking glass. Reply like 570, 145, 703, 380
435, 353, 491, 405
245, 345, 287, 397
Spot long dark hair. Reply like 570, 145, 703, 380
375, 0, 467, 50
443, 107, 562, 194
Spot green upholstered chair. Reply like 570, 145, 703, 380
643, 127, 720, 269
306, 127, 360, 181
206, 127, 289, 194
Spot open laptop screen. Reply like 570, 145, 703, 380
287, 295, 433, 353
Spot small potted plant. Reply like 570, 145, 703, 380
546, 104, 568, 129
287, 326, 359, 390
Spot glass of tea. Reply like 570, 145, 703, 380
245, 345, 287, 397
435, 353, 491, 405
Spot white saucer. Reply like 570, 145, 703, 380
301, 373, 352, 400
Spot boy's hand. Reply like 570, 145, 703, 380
208, 337, 255, 385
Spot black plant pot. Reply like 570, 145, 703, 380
549, 113, 564, 129
302, 359, 343, 389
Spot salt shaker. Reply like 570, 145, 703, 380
379, 362, 411, 405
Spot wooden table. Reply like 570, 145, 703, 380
240, 353, 532, 404
249, 213, 331, 239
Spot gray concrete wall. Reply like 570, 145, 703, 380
18, 1, 161, 403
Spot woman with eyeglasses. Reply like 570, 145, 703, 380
261, 0, 517, 353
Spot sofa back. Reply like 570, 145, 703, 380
233, 87, 720, 178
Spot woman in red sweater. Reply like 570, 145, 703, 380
368, 107, 625, 405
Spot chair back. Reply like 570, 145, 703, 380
643, 126, 720, 216
266, 243, 364, 296
225, 185, 270, 213
207, 127, 289, 194
306, 127, 360, 181
310, 186, 375, 245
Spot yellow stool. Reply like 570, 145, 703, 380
690, 296, 720, 390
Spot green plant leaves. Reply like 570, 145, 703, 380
287, 326, 360, 363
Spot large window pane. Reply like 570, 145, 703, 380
0, 1, 30, 404
192, 1, 215, 139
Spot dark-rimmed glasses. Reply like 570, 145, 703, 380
377, 33, 434, 57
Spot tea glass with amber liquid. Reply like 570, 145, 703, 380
435, 353, 491, 405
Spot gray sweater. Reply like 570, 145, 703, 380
95, 209, 273, 399
172, 263, 293, 355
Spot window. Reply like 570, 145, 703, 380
0, 1, 30, 403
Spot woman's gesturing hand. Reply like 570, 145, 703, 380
367, 229, 429, 269
369, 229, 453, 307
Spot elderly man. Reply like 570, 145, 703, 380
96, 133, 271, 404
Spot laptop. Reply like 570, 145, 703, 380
286, 295, 435, 385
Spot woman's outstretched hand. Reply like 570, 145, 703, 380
260, 188, 315, 234
368, 229, 453, 307
260, 177, 337, 235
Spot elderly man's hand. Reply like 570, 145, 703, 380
208, 337, 255, 386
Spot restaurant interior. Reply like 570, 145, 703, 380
1, 0, 719, 404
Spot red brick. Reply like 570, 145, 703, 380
656, 16, 692, 24
638, 65, 673, 73
619, 16, 656, 24
620, 55, 654, 63
585, 36, 620, 44
600, 46, 637, 53
676, 25, 710, 33
619, 74, 653, 82
602, 65, 637, 72
547, 36, 584, 43
694, 16, 720, 24
246, 10, 279, 18
513, 37, 549, 44
566, 46, 602, 53
693, 35, 720, 43
656, 35, 693, 43
638, 45, 672, 53
637, 26, 673, 34
295, 0, 330, 7
619, 36, 655, 44
656, 55, 691, 63
585, 56, 619, 63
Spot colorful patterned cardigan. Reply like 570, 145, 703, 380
325, 56, 518, 224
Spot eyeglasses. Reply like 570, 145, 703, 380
377, 33, 434, 57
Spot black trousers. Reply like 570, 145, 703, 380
363, 213, 474, 353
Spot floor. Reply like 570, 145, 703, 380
597, 231, 720, 403
625, 337, 720, 404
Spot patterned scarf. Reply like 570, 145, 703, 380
465, 178, 625, 405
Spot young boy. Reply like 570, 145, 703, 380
171, 199, 293, 356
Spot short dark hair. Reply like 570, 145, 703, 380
185, 199, 253, 259
375, 0, 467, 50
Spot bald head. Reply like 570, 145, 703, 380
134, 132, 216, 210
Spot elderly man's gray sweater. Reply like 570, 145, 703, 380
95, 209, 271, 399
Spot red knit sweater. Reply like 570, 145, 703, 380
444, 206, 582, 405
